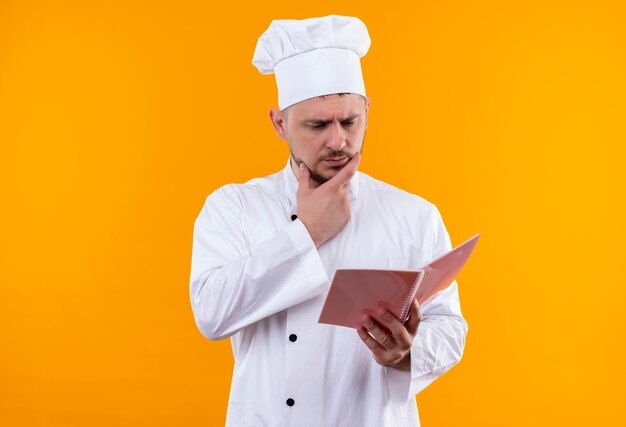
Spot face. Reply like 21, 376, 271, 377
270, 93, 370, 186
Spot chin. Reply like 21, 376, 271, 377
310, 168, 337, 185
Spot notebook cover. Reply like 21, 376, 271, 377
318, 269, 420, 329
414, 233, 480, 307
318, 233, 480, 329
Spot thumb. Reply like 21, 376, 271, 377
406, 299, 422, 336
297, 161, 312, 194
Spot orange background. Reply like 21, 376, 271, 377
1, 0, 625, 425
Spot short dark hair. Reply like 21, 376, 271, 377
282, 93, 365, 116
317, 92, 350, 99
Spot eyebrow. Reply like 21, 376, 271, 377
302, 114, 360, 126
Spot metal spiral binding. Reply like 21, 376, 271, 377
399, 270, 424, 322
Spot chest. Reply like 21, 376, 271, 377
245, 193, 431, 275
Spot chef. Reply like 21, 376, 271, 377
190, 15, 468, 426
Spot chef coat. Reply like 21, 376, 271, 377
190, 159, 468, 426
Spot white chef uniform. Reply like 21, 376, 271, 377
189, 159, 468, 426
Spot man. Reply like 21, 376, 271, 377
190, 15, 467, 426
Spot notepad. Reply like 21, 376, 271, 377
318, 233, 480, 329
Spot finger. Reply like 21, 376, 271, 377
357, 327, 386, 355
405, 299, 422, 337
296, 161, 312, 194
361, 314, 394, 350
379, 308, 412, 348
325, 151, 361, 190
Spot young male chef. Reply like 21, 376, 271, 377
190, 14, 468, 427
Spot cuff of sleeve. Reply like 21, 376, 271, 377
385, 328, 436, 402
283, 218, 329, 295
385, 362, 412, 404
406, 320, 467, 396
408, 330, 436, 396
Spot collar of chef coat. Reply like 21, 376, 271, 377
280, 158, 361, 210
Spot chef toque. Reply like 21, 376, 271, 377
252, 15, 371, 111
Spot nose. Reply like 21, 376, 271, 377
326, 121, 346, 151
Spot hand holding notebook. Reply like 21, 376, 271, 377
318, 233, 480, 329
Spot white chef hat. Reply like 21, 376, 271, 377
252, 15, 371, 111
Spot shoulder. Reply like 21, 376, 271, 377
204, 170, 282, 207
195, 171, 282, 231
358, 171, 435, 214
358, 172, 450, 255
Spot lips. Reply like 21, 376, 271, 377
322, 156, 348, 165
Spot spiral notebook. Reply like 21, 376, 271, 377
318, 233, 480, 329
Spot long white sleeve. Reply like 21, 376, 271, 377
189, 185, 329, 341
386, 203, 469, 401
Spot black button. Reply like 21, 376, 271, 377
290, 214, 298, 221
289, 334, 297, 342
286, 398, 295, 407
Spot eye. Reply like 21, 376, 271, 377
310, 124, 326, 129
342, 121, 355, 127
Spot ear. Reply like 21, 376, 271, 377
269, 108, 288, 141
364, 96, 371, 129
